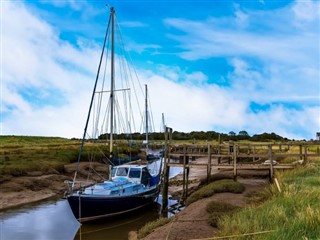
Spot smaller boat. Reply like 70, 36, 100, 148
67, 163, 161, 222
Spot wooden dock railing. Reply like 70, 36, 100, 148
161, 141, 320, 209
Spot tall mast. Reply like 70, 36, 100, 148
145, 84, 148, 152
161, 113, 166, 132
110, 7, 115, 159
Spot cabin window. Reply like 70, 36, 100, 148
111, 168, 117, 177
129, 168, 141, 178
116, 167, 129, 177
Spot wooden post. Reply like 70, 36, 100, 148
218, 134, 221, 164
233, 145, 237, 180
268, 144, 274, 182
161, 156, 169, 212
185, 167, 189, 198
161, 127, 172, 212
303, 145, 308, 166
207, 143, 212, 184
299, 144, 303, 161
182, 145, 187, 200
228, 141, 233, 164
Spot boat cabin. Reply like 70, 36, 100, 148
111, 164, 157, 186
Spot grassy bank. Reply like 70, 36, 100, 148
0, 136, 80, 176
0, 136, 141, 176
217, 166, 320, 239
137, 179, 246, 239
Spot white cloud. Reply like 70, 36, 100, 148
1, 1, 95, 137
160, 1, 319, 139
140, 68, 248, 133
234, 4, 249, 28
165, 18, 316, 68
126, 40, 161, 54
1, 1, 319, 141
292, 0, 320, 23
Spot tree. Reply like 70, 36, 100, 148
238, 130, 249, 136
229, 131, 236, 136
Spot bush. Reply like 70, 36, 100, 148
199, 173, 234, 186
185, 179, 245, 206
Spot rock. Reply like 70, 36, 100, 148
128, 231, 138, 240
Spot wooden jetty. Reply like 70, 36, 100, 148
161, 128, 320, 209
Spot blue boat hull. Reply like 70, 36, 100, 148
67, 187, 160, 222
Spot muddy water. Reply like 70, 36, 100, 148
0, 198, 79, 240
0, 196, 178, 240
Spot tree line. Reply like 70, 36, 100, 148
99, 130, 292, 142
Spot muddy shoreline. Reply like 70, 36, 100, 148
0, 158, 269, 211
0, 162, 109, 211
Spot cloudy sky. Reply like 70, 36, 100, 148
1, 0, 319, 140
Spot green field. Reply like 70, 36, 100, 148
0, 136, 81, 175
0, 136, 141, 176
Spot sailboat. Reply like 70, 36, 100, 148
65, 7, 162, 222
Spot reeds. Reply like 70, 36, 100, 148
217, 166, 320, 239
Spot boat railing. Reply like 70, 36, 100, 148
64, 180, 95, 195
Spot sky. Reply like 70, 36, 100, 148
1, 0, 319, 140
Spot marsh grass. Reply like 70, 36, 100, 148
217, 166, 320, 239
199, 173, 234, 186
206, 201, 240, 227
0, 136, 140, 176
137, 217, 171, 239
185, 179, 245, 206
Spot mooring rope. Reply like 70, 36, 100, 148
189, 229, 277, 240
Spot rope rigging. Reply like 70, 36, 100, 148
79, 7, 158, 174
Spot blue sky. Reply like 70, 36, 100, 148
1, 0, 319, 140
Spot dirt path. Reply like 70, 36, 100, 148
144, 179, 268, 240
142, 157, 269, 240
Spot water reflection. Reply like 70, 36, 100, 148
0, 196, 180, 240
0, 198, 80, 240
74, 203, 161, 240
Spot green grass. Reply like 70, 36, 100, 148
137, 217, 171, 239
199, 173, 234, 186
0, 136, 79, 175
206, 201, 240, 227
0, 136, 141, 176
185, 179, 245, 206
216, 165, 320, 239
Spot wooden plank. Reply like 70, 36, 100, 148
167, 163, 295, 170
167, 163, 208, 168
169, 153, 318, 158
